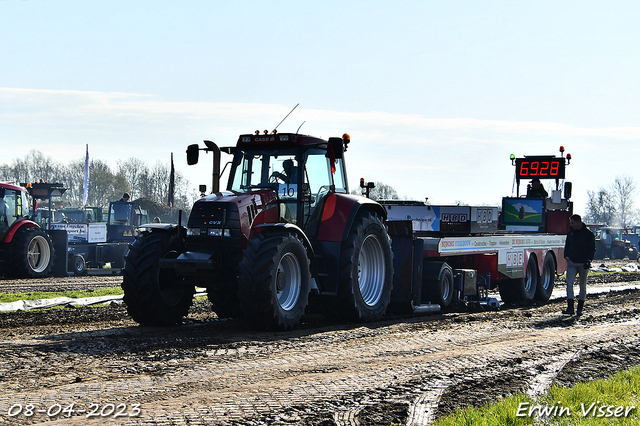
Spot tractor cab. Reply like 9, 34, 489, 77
188, 132, 351, 235
0, 182, 30, 236
594, 226, 639, 260
226, 133, 349, 229
107, 201, 148, 243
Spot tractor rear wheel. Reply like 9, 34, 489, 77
122, 230, 194, 326
238, 232, 310, 330
535, 254, 555, 302
4, 227, 54, 278
337, 211, 394, 322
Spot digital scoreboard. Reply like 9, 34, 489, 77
514, 156, 565, 180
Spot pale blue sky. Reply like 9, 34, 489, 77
2, 0, 640, 214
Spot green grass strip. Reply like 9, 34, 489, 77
432, 366, 640, 426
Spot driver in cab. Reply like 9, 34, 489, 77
272, 159, 298, 184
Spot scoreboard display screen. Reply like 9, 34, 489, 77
515, 156, 565, 180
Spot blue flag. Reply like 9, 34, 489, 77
83, 144, 89, 207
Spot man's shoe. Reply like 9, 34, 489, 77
576, 300, 584, 316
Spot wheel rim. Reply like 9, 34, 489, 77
441, 272, 452, 301
541, 260, 552, 291
28, 235, 51, 273
358, 234, 386, 306
524, 260, 537, 293
75, 257, 84, 273
276, 252, 301, 311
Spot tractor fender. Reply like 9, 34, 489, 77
135, 224, 186, 249
2, 220, 39, 243
317, 193, 387, 242
249, 223, 319, 278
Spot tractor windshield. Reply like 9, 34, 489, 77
228, 147, 348, 227
0, 188, 29, 233
228, 148, 348, 196
230, 149, 299, 193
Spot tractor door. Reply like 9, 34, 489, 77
0, 187, 29, 235
301, 149, 348, 235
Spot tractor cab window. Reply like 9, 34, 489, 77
230, 150, 299, 193
304, 153, 333, 206
110, 202, 133, 225
0, 190, 9, 232
0, 189, 27, 232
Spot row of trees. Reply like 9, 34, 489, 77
0, 151, 197, 216
584, 174, 638, 227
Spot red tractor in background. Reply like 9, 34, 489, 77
122, 132, 394, 330
0, 182, 54, 278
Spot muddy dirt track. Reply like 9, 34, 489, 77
0, 262, 639, 425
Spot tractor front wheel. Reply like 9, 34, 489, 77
122, 230, 194, 326
238, 232, 310, 330
337, 211, 394, 322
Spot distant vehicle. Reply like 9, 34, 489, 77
593, 226, 638, 260
49, 200, 148, 275
0, 182, 54, 278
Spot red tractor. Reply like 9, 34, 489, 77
122, 133, 394, 329
0, 182, 54, 278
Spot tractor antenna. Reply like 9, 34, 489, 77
273, 103, 299, 133
296, 121, 306, 133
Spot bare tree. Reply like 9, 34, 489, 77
611, 174, 637, 228
351, 181, 399, 200
585, 188, 617, 225
2, 151, 194, 213
117, 158, 148, 200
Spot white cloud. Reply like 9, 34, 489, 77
1, 87, 639, 214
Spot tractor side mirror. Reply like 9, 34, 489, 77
564, 182, 572, 199
327, 137, 344, 159
186, 144, 200, 165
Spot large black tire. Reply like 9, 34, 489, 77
336, 211, 394, 322
612, 246, 625, 260
498, 280, 517, 304
122, 230, 194, 326
71, 254, 87, 276
508, 255, 538, 304
535, 253, 555, 302
207, 280, 241, 319
238, 232, 310, 330
4, 227, 54, 278
423, 261, 454, 308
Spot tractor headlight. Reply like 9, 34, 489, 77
208, 228, 231, 237
187, 228, 201, 236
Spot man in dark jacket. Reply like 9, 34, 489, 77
562, 214, 596, 316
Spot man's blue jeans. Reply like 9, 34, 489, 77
565, 260, 588, 301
